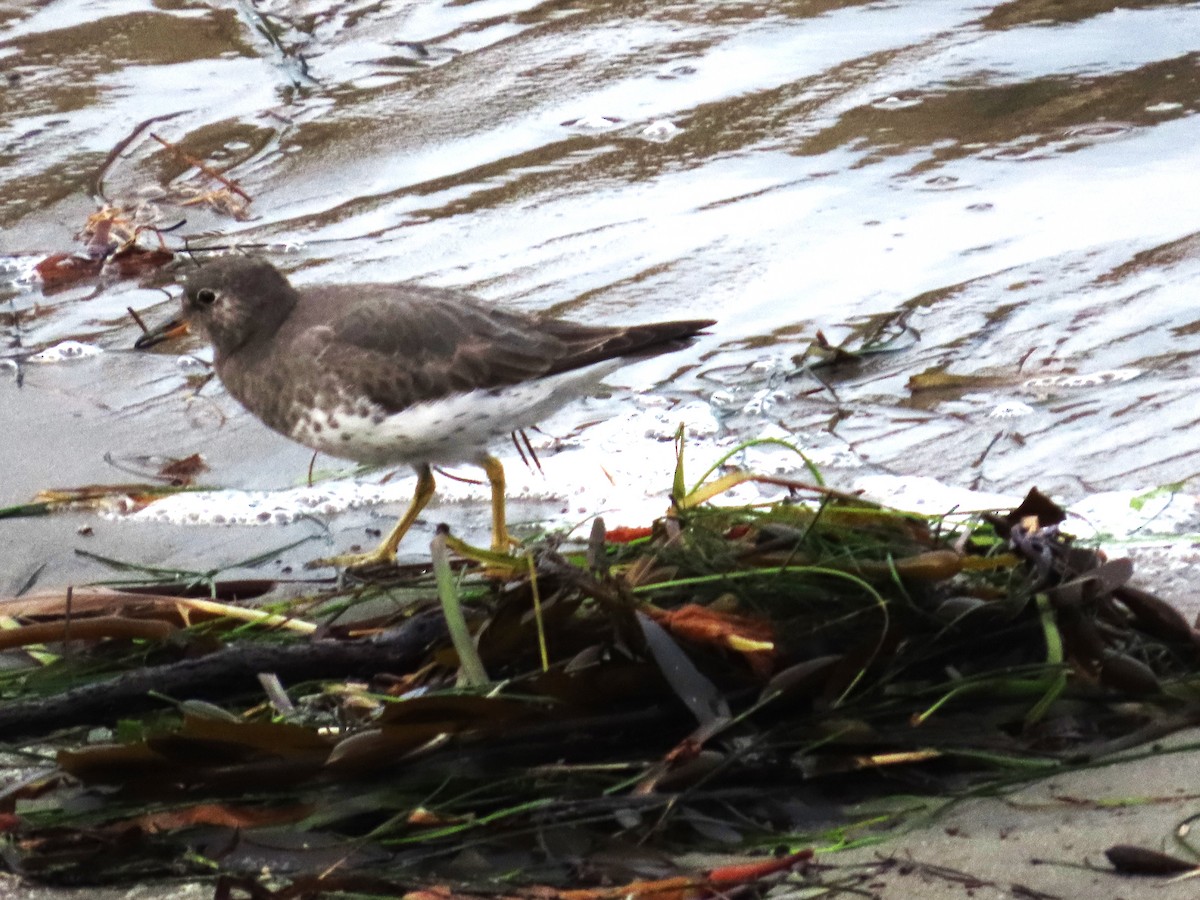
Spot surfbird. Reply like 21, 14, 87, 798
175, 257, 715, 569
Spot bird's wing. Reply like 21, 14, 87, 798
290, 285, 620, 412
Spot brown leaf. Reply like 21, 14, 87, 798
1105, 844, 1199, 875
1116, 584, 1200, 646
0, 616, 177, 650
34, 253, 102, 292
134, 802, 312, 833
107, 246, 174, 277
1005, 487, 1068, 528
157, 453, 209, 485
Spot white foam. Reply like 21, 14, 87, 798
1021, 369, 1142, 391
567, 113, 622, 130
123, 401, 789, 531
989, 400, 1035, 419
119, 408, 1200, 578
641, 119, 682, 142
854, 475, 1022, 518
27, 341, 103, 363
856, 474, 1200, 545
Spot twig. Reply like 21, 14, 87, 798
150, 132, 253, 201
0, 610, 446, 741
92, 111, 187, 202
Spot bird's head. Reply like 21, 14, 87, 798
182, 257, 299, 358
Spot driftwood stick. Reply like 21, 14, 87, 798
0, 611, 447, 741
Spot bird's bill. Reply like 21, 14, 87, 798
133, 317, 190, 350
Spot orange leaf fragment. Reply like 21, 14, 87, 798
107, 246, 174, 278
406, 807, 470, 827
605, 525, 654, 543
135, 802, 312, 833
157, 453, 209, 485
646, 604, 777, 677
34, 253, 102, 292
400, 848, 813, 900
707, 848, 814, 884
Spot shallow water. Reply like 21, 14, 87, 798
2, 0, 1199, 587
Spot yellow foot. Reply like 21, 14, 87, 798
304, 532, 521, 574
491, 531, 522, 555
305, 546, 397, 572
444, 534, 525, 576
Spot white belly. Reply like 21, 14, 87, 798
287, 360, 620, 466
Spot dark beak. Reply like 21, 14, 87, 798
134, 317, 190, 350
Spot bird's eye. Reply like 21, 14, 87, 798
195, 288, 217, 306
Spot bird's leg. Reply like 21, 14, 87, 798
480, 453, 519, 554
308, 465, 437, 570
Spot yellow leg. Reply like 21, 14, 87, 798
479, 454, 517, 554
308, 465, 437, 570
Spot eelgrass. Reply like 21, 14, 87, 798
2, 444, 1198, 892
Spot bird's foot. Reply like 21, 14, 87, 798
305, 532, 523, 575
491, 530, 522, 556
306, 545, 397, 573
440, 534, 526, 577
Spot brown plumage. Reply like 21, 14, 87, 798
181, 256, 714, 569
